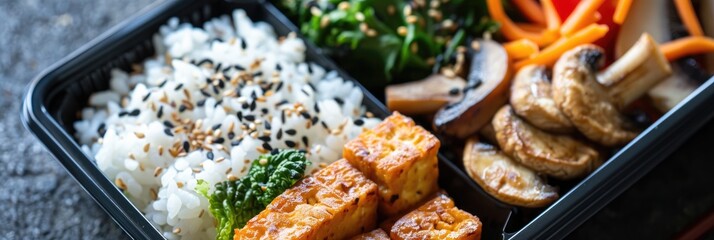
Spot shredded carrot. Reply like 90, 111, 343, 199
512, 0, 546, 25
504, 39, 540, 60
560, 0, 607, 36
517, 23, 547, 33
566, 12, 601, 37
660, 36, 714, 61
541, 0, 561, 30
613, 0, 633, 24
487, 0, 559, 46
674, 0, 704, 36
515, 24, 610, 69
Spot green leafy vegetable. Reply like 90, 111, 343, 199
196, 149, 310, 240
272, 0, 499, 86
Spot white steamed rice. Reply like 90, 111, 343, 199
73, 9, 379, 239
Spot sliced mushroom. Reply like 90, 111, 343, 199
510, 65, 574, 133
463, 137, 559, 207
492, 105, 601, 179
598, 33, 672, 109
434, 39, 512, 138
648, 66, 699, 112
552, 45, 640, 146
386, 74, 467, 115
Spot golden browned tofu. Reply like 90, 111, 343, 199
235, 160, 378, 240
343, 112, 440, 216
351, 228, 390, 240
390, 194, 482, 240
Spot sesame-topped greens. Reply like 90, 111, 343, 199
196, 149, 309, 240
273, 0, 498, 85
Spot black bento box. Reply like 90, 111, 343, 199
21, 0, 714, 239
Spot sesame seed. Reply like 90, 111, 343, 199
153, 167, 163, 177
176, 181, 184, 188
354, 118, 364, 126
173, 228, 181, 234
158, 79, 168, 87
115, 178, 127, 190
244, 115, 255, 121
134, 132, 145, 139
285, 140, 296, 148
128, 109, 141, 117
207, 151, 214, 160
164, 128, 174, 137
174, 83, 183, 91
262, 142, 273, 151
143, 143, 150, 152
163, 120, 175, 128
302, 136, 309, 147
142, 92, 152, 102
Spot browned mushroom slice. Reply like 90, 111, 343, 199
551, 45, 639, 146
510, 65, 574, 133
386, 74, 466, 115
463, 137, 558, 208
433, 39, 512, 138
492, 105, 601, 179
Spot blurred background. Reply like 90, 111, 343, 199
0, 0, 712, 239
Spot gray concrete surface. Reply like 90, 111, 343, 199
0, 1, 154, 239
0, 0, 713, 239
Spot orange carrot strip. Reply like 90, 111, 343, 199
613, 0, 633, 24
512, 0, 546, 25
504, 39, 540, 60
660, 36, 714, 61
566, 12, 601, 37
517, 23, 547, 33
560, 0, 606, 36
515, 24, 610, 69
541, 0, 562, 30
674, 0, 704, 36
487, 0, 559, 46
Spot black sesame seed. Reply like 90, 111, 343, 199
206, 151, 214, 160
264, 121, 271, 130
163, 120, 174, 128
250, 101, 256, 111
237, 112, 243, 121
212, 85, 220, 94
307, 64, 313, 73
275, 64, 282, 71
128, 109, 141, 117
262, 142, 273, 151
211, 124, 222, 130
214, 63, 223, 73
231, 138, 243, 146
118, 111, 128, 117
258, 136, 271, 142
314, 103, 320, 113
307, 82, 316, 91
164, 128, 174, 137
277, 129, 283, 140
244, 115, 255, 121
300, 112, 311, 119
354, 118, 364, 126
200, 89, 211, 97
261, 108, 269, 114
214, 138, 225, 144
301, 136, 309, 146
174, 83, 184, 91
183, 141, 190, 153
157, 106, 164, 118
233, 65, 245, 71
250, 91, 257, 99
97, 123, 106, 136
252, 71, 263, 77
215, 100, 223, 108
197, 59, 213, 66
240, 37, 247, 49
334, 97, 344, 105
275, 82, 284, 91
159, 79, 168, 87
280, 111, 286, 123
285, 140, 296, 148
321, 121, 329, 129
217, 80, 225, 89
275, 100, 288, 107
228, 132, 235, 139
448, 87, 460, 96
178, 105, 187, 112
301, 88, 310, 96
311, 116, 319, 125
197, 99, 206, 107
271, 149, 280, 155
142, 92, 152, 102
242, 102, 250, 109
285, 129, 297, 136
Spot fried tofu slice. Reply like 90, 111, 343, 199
344, 112, 440, 216
390, 194, 482, 240
234, 159, 378, 240
351, 228, 390, 240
